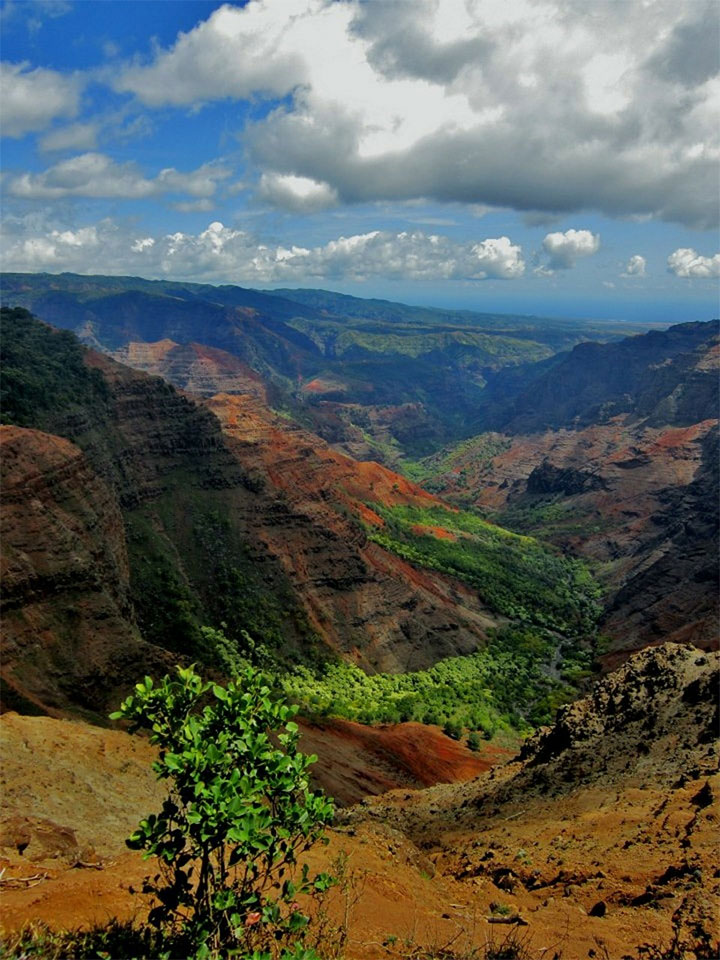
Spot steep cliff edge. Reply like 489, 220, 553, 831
0, 427, 173, 718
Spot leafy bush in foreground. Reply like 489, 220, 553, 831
111, 665, 335, 959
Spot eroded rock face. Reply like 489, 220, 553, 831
526, 460, 607, 496
0, 816, 83, 864
485, 320, 719, 434
110, 340, 268, 401
0, 426, 173, 716
203, 393, 500, 671
429, 323, 720, 660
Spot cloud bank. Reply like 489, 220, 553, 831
5, 153, 231, 200
1, 216, 524, 284
111, 0, 719, 228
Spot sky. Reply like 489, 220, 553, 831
1, 0, 719, 322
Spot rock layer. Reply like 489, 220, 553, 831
0, 426, 172, 717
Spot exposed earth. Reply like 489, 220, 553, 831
1, 644, 717, 959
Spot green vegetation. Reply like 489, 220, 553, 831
125, 511, 208, 659
466, 731, 482, 752
126, 502, 324, 670
287, 317, 550, 365
190, 509, 319, 658
367, 504, 601, 634
276, 501, 600, 738
0, 919, 172, 960
399, 433, 511, 492
282, 625, 592, 733
0, 305, 109, 429
110, 665, 335, 960
492, 496, 613, 541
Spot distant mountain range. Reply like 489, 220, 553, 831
1, 272, 657, 459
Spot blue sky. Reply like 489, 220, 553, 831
1, 0, 718, 322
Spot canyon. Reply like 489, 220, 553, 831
0, 279, 718, 957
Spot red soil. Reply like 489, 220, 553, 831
410, 524, 458, 541
303, 378, 333, 394
299, 719, 506, 805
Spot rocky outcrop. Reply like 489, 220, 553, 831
343, 644, 720, 956
526, 460, 607, 496
519, 643, 719, 787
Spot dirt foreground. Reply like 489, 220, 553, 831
1, 645, 718, 959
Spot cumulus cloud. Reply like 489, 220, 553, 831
541, 229, 600, 271
110, 0, 719, 228
469, 237, 524, 279
114, 1, 310, 106
258, 173, 338, 212
622, 254, 647, 277
0, 61, 83, 137
5, 153, 231, 199
0, 215, 525, 285
667, 248, 720, 278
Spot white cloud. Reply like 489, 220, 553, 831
0, 215, 525, 285
0, 61, 82, 137
39, 122, 98, 152
5, 153, 231, 200
622, 254, 646, 278
469, 237, 524, 279
114, 0, 311, 106
667, 248, 720, 278
110, 0, 719, 228
541, 229, 600, 271
258, 173, 338, 212
170, 198, 216, 213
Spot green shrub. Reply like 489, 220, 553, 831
111, 665, 335, 959
442, 719, 462, 741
